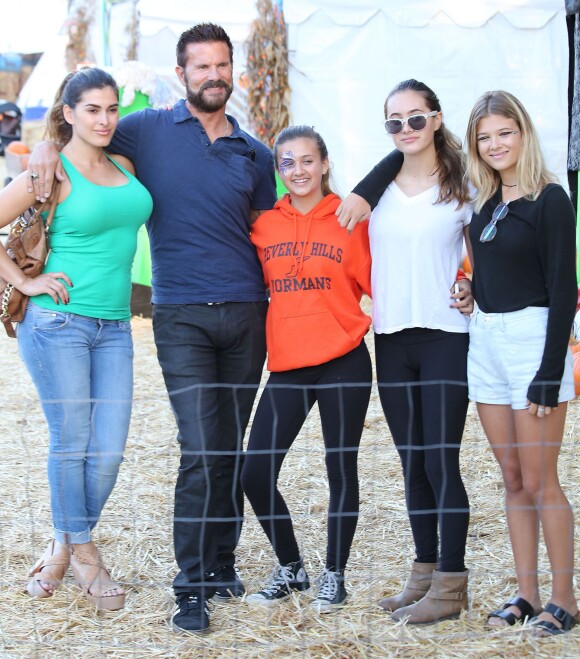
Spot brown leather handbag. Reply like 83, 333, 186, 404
0, 182, 61, 338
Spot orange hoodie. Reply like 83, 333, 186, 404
251, 193, 372, 372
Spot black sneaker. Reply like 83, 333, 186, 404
246, 559, 310, 607
310, 568, 347, 613
172, 593, 211, 635
211, 565, 246, 602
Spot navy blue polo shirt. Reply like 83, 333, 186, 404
108, 99, 277, 303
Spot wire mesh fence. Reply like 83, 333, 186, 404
0, 316, 578, 658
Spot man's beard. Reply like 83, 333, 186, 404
186, 80, 233, 112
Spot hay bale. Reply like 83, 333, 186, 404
0, 316, 578, 657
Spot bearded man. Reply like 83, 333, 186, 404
27, 22, 276, 635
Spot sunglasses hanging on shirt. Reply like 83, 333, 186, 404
479, 201, 510, 243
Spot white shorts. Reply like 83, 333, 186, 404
468, 306, 575, 410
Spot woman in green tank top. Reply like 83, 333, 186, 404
0, 68, 152, 612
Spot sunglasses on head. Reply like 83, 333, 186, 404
479, 201, 510, 243
384, 111, 439, 135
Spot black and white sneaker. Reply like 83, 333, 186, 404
310, 568, 347, 613
172, 592, 211, 635
211, 565, 246, 602
246, 559, 310, 606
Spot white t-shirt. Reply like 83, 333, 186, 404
369, 182, 471, 334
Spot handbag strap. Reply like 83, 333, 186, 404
0, 182, 63, 338
42, 180, 62, 232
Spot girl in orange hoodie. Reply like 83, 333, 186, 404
241, 126, 372, 613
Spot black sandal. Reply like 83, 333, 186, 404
528, 602, 580, 636
486, 596, 537, 627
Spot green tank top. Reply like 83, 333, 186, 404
34, 153, 153, 320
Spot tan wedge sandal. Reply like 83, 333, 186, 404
26, 540, 70, 598
69, 542, 125, 611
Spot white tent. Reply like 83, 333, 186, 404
109, 0, 259, 71
112, 0, 260, 125
16, 36, 69, 116
0, 0, 68, 54
107, 0, 570, 192
283, 0, 569, 194
13, 0, 571, 194
18, 0, 260, 129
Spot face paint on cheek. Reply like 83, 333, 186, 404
279, 151, 295, 176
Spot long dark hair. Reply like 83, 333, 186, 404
273, 125, 335, 196
45, 67, 119, 145
385, 79, 470, 207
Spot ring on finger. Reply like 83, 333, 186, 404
30, 173, 40, 181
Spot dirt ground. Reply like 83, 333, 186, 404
0, 154, 578, 655
0, 306, 578, 657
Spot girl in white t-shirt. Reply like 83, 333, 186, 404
338, 79, 474, 624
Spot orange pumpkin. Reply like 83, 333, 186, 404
6, 140, 30, 155
462, 255, 472, 276
574, 352, 580, 396
570, 341, 580, 355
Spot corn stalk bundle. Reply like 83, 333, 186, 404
243, 0, 291, 147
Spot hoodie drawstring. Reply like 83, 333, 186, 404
285, 211, 313, 277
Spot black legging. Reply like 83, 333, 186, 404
242, 341, 372, 571
375, 329, 470, 572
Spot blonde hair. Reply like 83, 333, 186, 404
465, 90, 556, 212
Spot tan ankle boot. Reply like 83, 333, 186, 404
391, 569, 468, 624
378, 562, 437, 612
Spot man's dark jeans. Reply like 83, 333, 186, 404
152, 301, 267, 595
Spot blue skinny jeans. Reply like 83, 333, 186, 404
18, 302, 133, 544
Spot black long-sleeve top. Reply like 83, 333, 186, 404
352, 150, 404, 208
470, 184, 577, 407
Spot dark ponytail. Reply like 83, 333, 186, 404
45, 67, 119, 145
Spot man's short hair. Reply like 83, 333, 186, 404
176, 23, 234, 69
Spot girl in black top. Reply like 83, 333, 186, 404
466, 90, 578, 637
